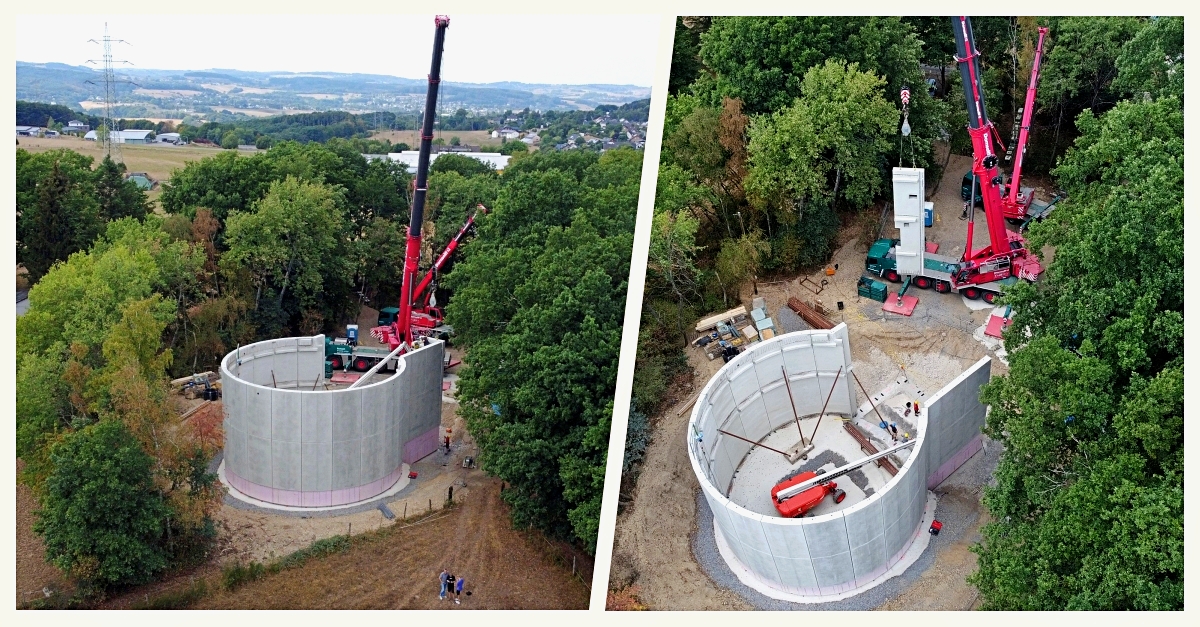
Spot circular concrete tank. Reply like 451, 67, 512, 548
687, 325, 934, 600
220, 335, 444, 508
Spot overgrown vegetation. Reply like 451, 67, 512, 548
969, 19, 1182, 606
446, 148, 641, 553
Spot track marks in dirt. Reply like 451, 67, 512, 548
193, 477, 589, 609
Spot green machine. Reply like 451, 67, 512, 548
857, 275, 888, 303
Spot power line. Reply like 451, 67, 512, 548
86, 23, 136, 162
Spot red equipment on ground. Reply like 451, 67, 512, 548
373, 15, 450, 351
951, 16, 1044, 289
771, 470, 847, 518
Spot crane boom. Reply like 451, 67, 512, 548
393, 15, 450, 350
411, 203, 489, 311
949, 16, 1044, 287
952, 15, 1011, 258
1005, 26, 1048, 211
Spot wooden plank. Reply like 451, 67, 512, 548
842, 422, 899, 476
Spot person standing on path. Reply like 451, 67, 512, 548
454, 574, 465, 604
439, 568, 449, 600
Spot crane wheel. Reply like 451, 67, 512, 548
935, 280, 951, 293
884, 269, 901, 283
815, 468, 826, 476
962, 287, 981, 300
354, 358, 370, 371
834, 489, 847, 504
983, 291, 998, 304
914, 276, 933, 289
330, 356, 343, 370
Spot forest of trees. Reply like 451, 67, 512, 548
16, 136, 637, 596
633, 16, 1182, 610
444, 148, 641, 551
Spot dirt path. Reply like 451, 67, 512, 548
609, 351, 752, 610
192, 477, 589, 609
14, 461, 71, 607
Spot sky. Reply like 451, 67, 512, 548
14, 14, 659, 86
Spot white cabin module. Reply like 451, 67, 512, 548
892, 167, 926, 276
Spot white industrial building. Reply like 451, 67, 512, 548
386, 150, 510, 173
83, 129, 155, 144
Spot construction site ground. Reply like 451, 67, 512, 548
16, 306, 591, 609
609, 153, 1047, 610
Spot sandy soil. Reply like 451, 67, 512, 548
610, 154, 1038, 610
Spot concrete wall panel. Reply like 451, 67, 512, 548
332, 439, 362, 489
798, 514, 851, 559
222, 337, 444, 507
272, 439, 302, 491
782, 340, 816, 375
735, 394, 770, 443
332, 391, 362, 443
760, 379, 794, 431
300, 441, 332, 491
244, 388, 272, 439
760, 518, 812, 561
244, 434, 272, 485
688, 325, 991, 599
727, 359, 761, 405
271, 391, 301, 443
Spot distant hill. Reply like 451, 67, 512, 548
16, 62, 651, 119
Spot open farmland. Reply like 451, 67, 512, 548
17, 135, 226, 186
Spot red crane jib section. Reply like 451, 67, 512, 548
410, 203, 489, 322
1005, 27, 1048, 217
379, 16, 450, 352
952, 16, 1042, 286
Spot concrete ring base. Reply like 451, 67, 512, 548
714, 490, 938, 603
217, 460, 411, 514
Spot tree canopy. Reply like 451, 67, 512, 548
446, 148, 640, 552
969, 82, 1183, 611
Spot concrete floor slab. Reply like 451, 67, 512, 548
727, 418, 891, 518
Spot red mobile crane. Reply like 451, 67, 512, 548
951, 15, 1043, 287
1001, 26, 1048, 222
373, 15, 450, 352
407, 203, 489, 331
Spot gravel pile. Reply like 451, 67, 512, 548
775, 306, 811, 334
691, 435, 1002, 610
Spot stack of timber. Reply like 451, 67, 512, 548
787, 297, 835, 330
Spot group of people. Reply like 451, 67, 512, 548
439, 568, 465, 604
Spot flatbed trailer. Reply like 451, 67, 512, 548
325, 337, 401, 373
866, 237, 1015, 303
